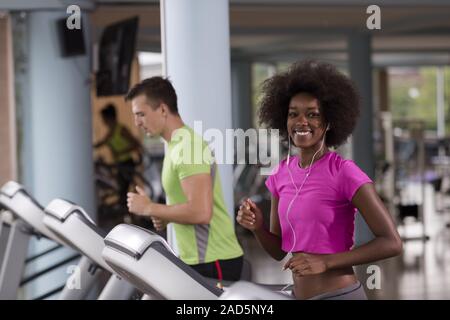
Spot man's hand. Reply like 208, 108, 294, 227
151, 217, 168, 231
127, 186, 152, 216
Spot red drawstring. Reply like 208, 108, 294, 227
215, 260, 223, 288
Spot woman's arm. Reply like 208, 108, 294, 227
238, 196, 287, 261
326, 183, 403, 269
284, 183, 403, 275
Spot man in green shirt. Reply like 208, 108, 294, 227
125, 77, 243, 281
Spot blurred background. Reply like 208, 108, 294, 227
1, 0, 450, 299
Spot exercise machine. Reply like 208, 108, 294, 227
0, 181, 103, 300
102, 223, 291, 300
42, 199, 138, 300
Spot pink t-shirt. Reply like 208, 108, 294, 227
265, 151, 372, 254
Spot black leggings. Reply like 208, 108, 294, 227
190, 256, 243, 282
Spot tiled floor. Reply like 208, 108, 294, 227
237, 183, 450, 300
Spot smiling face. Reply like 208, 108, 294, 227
287, 92, 327, 150
131, 94, 166, 137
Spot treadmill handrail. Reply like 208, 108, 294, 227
103, 224, 176, 259
103, 224, 224, 297
0, 180, 44, 210
44, 198, 95, 225
1, 180, 23, 198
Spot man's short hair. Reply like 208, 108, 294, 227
125, 76, 178, 114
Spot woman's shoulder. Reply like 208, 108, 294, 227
327, 152, 360, 175
327, 152, 370, 181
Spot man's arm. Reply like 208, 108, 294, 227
127, 173, 213, 225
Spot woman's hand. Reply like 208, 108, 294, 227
283, 252, 330, 277
236, 198, 264, 232
127, 186, 152, 216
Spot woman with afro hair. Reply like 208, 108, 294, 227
237, 60, 402, 300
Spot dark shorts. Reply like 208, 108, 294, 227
190, 256, 243, 282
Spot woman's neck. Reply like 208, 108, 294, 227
298, 146, 329, 169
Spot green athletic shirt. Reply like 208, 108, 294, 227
107, 124, 133, 162
161, 125, 243, 265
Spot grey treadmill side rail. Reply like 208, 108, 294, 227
44, 199, 95, 225
103, 224, 175, 259
0, 181, 44, 211
43, 212, 110, 271
145, 242, 223, 297
103, 229, 291, 300
0, 181, 61, 241
1, 181, 24, 198
44, 199, 106, 238
103, 224, 223, 297
103, 242, 223, 299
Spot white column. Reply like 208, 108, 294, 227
9, 7, 95, 299
161, 0, 234, 216
26, 11, 95, 215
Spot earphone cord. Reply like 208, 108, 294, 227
285, 134, 326, 254
280, 128, 329, 291
280, 136, 325, 291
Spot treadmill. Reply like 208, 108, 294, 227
102, 223, 292, 300
0, 181, 103, 300
43, 199, 138, 300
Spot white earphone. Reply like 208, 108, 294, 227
285, 124, 328, 253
